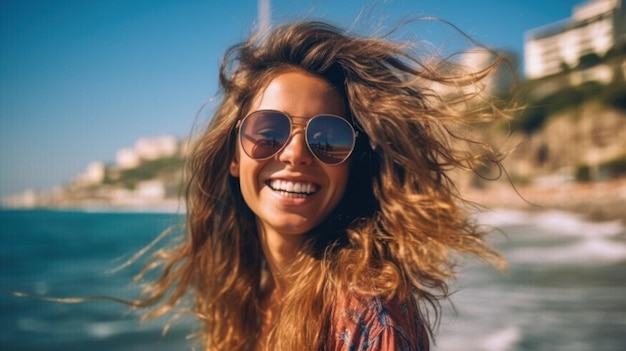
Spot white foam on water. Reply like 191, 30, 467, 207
87, 321, 127, 338
480, 326, 522, 351
88, 318, 172, 338
475, 208, 533, 227
533, 210, 623, 239
435, 324, 522, 351
508, 235, 626, 265
17, 316, 143, 340
478, 209, 626, 265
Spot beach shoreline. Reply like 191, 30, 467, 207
465, 177, 626, 224
3, 178, 625, 225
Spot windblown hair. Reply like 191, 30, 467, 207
138, 20, 511, 350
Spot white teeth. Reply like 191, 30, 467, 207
269, 179, 316, 194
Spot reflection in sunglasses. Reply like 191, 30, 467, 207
238, 110, 357, 164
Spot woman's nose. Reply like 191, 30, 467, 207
277, 131, 314, 166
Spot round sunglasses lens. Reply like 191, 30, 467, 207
240, 111, 290, 159
307, 116, 355, 164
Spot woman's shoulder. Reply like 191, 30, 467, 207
326, 292, 429, 351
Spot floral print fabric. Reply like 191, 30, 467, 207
326, 293, 429, 351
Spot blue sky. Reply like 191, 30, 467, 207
0, 0, 584, 198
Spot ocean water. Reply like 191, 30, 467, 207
0, 210, 194, 351
437, 210, 626, 351
1, 209, 625, 350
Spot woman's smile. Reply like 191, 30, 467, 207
267, 179, 319, 198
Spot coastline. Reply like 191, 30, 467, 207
3, 178, 625, 224
465, 177, 626, 224
0, 198, 186, 215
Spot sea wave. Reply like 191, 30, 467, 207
477, 209, 626, 265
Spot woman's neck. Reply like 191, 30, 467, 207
257, 223, 306, 294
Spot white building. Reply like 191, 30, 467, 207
524, 0, 626, 79
116, 147, 141, 169
135, 136, 178, 161
74, 161, 106, 185
2, 189, 37, 208
115, 135, 179, 169
136, 180, 166, 201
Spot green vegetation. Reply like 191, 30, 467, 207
103, 155, 185, 189
577, 52, 602, 70
575, 164, 591, 182
512, 79, 624, 134
601, 156, 626, 178
574, 155, 626, 182
602, 76, 626, 110
512, 53, 626, 135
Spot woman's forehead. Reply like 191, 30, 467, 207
247, 69, 346, 118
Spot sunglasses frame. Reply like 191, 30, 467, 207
236, 109, 358, 165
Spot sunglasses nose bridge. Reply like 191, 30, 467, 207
278, 128, 315, 165
284, 115, 314, 155
290, 115, 309, 129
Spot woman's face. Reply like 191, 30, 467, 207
230, 69, 350, 238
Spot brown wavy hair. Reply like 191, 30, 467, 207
137, 20, 511, 350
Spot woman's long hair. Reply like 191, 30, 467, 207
138, 20, 512, 350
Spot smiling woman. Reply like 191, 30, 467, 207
230, 70, 351, 239
134, 20, 514, 351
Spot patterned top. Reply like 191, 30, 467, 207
326, 293, 430, 351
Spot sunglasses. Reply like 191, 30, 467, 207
237, 110, 358, 165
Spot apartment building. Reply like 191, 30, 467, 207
524, 0, 626, 79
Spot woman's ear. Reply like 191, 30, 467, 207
229, 156, 240, 178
